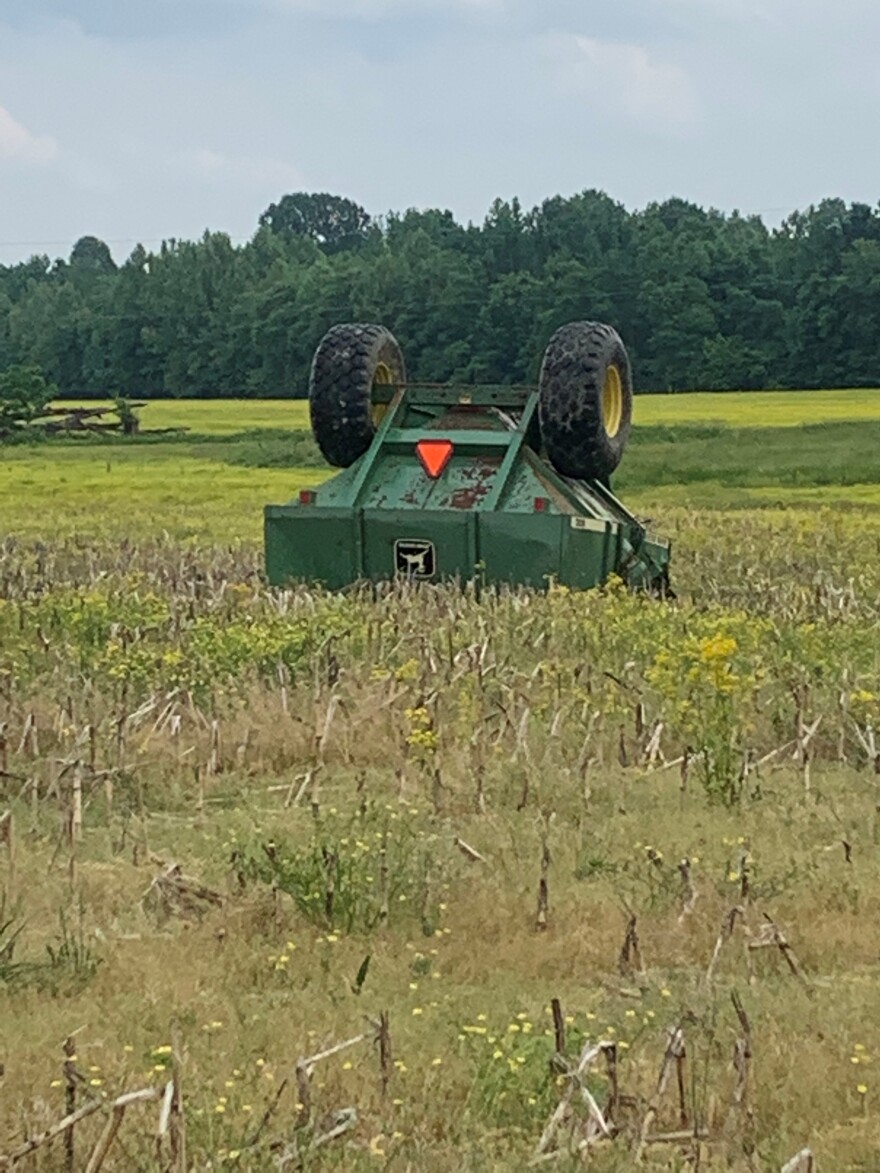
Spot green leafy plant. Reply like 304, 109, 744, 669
0, 893, 28, 986
0, 365, 56, 436
43, 904, 102, 994
236, 813, 449, 935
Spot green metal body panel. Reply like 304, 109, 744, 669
264, 386, 670, 592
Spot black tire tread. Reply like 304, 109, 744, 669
309, 323, 406, 468
538, 321, 633, 482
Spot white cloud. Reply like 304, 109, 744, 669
0, 104, 57, 163
546, 33, 701, 133
190, 147, 304, 189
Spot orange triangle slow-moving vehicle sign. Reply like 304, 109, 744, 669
416, 439, 454, 479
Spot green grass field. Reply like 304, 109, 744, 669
59, 387, 880, 434
4, 390, 876, 542
0, 448, 308, 541
1, 391, 879, 1170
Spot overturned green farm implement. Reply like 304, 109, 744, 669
265, 322, 670, 592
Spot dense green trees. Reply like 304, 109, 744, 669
2, 191, 879, 398
259, 192, 375, 254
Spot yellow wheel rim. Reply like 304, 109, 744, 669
371, 362, 393, 428
602, 365, 623, 438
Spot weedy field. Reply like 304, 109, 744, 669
0, 392, 879, 1171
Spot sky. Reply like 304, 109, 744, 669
1, 0, 878, 264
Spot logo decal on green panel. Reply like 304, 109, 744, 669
395, 539, 436, 578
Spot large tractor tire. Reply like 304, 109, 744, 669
309, 324, 406, 468
538, 322, 633, 483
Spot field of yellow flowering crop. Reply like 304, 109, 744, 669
0, 393, 879, 1169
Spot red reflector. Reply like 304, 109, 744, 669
299, 489, 316, 505
416, 439, 454, 479
534, 497, 549, 512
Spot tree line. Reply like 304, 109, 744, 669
1, 190, 879, 398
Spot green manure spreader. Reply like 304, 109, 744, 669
265, 322, 670, 593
